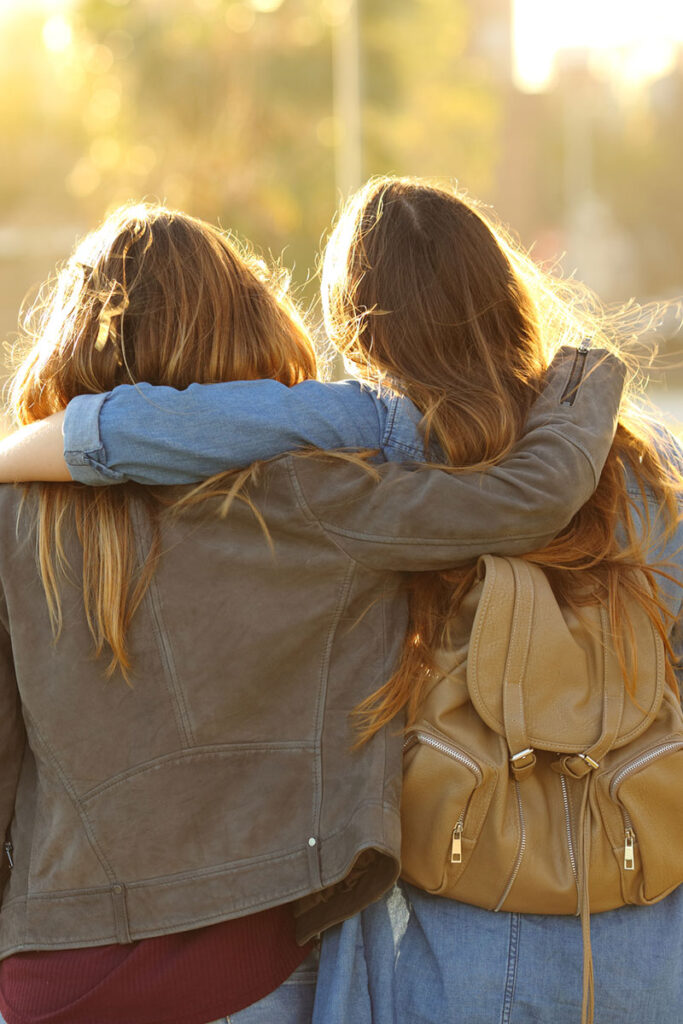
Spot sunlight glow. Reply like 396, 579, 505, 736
513, 0, 683, 91
250, 0, 284, 12
42, 14, 72, 53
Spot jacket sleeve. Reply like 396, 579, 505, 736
63, 379, 383, 485
0, 596, 25, 900
289, 350, 627, 571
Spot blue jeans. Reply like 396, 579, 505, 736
311, 882, 683, 1024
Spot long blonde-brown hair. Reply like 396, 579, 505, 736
321, 176, 682, 740
11, 203, 317, 678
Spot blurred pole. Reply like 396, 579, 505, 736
563, 77, 592, 274
332, 0, 362, 196
563, 91, 591, 214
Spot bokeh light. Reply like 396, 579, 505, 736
42, 14, 73, 52
0, 0, 680, 437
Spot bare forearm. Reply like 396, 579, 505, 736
0, 412, 70, 482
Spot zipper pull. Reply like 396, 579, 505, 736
578, 336, 592, 353
4, 842, 13, 869
451, 822, 463, 864
624, 829, 635, 871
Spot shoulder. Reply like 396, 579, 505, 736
0, 482, 30, 523
0, 484, 37, 583
624, 421, 683, 499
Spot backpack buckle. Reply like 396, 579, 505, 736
552, 752, 600, 779
509, 747, 536, 779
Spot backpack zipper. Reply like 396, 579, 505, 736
559, 775, 578, 885
609, 741, 683, 871
3, 842, 13, 869
403, 733, 482, 868
451, 815, 465, 863
560, 337, 592, 406
403, 732, 482, 782
494, 780, 526, 911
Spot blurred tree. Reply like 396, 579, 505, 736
4, 0, 679, 394
592, 64, 683, 299
0, 0, 495, 326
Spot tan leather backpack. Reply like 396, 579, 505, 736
400, 555, 683, 1024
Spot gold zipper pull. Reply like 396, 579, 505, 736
624, 829, 635, 871
451, 822, 463, 864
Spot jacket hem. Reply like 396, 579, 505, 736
0, 800, 400, 958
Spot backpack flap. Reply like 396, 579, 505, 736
467, 556, 665, 756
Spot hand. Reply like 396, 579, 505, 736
0, 412, 71, 482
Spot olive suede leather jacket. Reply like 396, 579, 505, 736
0, 351, 624, 956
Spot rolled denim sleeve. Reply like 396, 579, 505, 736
63, 393, 127, 485
62, 379, 385, 486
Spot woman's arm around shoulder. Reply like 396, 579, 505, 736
290, 349, 627, 571
0, 412, 69, 482
0, 379, 384, 485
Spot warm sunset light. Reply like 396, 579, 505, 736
42, 13, 73, 52
513, 0, 683, 91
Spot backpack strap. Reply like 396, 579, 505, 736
553, 604, 625, 1024
501, 559, 537, 780
553, 606, 625, 779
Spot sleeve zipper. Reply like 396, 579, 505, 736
560, 337, 592, 406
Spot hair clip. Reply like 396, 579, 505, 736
95, 314, 113, 351
94, 295, 129, 354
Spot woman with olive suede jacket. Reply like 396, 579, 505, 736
0, 350, 623, 962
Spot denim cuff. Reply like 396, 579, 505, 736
63, 393, 125, 485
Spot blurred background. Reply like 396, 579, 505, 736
1, 0, 682, 431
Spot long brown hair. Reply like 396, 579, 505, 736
321, 176, 682, 740
11, 203, 317, 678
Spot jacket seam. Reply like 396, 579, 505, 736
315, 524, 559, 548
22, 711, 117, 885
317, 799, 399, 846
311, 559, 358, 871
2, 882, 316, 946
289, 434, 591, 550
80, 742, 316, 801
143, 574, 195, 749
2, 796, 400, 907
9, 844, 308, 904
551, 428, 597, 487
286, 458, 435, 567
130, 500, 195, 747
284, 457, 319, 525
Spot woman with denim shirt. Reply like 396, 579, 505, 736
3, 178, 681, 1023
0, 199, 627, 1024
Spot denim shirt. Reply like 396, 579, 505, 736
63, 380, 429, 485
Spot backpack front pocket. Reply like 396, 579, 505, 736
401, 728, 494, 894
604, 739, 683, 903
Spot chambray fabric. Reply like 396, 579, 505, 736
64, 379, 428, 485
311, 882, 683, 1024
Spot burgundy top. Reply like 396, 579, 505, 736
0, 905, 311, 1024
